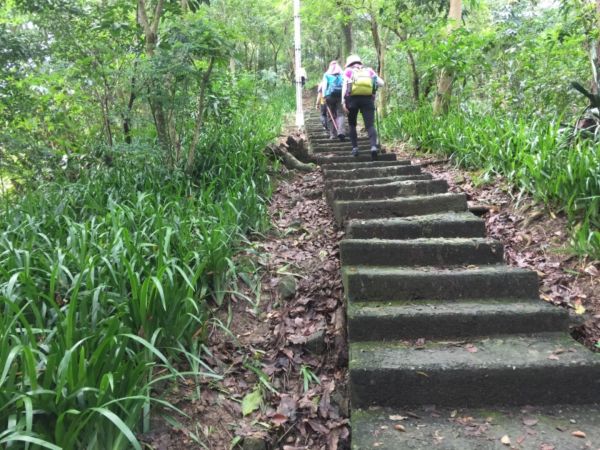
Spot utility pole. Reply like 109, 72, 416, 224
293, 0, 304, 128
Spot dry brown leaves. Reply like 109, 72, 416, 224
143, 165, 348, 449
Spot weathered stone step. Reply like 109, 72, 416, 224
333, 193, 467, 225
312, 144, 374, 153
310, 136, 370, 144
311, 149, 378, 158
348, 299, 568, 341
324, 164, 422, 180
340, 237, 503, 266
326, 174, 433, 190
345, 212, 486, 240
342, 265, 539, 302
328, 178, 448, 202
350, 334, 600, 407
310, 153, 397, 164
351, 404, 600, 450
320, 160, 410, 171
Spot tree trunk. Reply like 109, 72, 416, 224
337, 1, 353, 57
123, 70, 137, 145
137, 0, 170, 153
186, 57, 215, 174
591, 0, 600, 94
407, 49, 419, 102
432, 0, 462, 115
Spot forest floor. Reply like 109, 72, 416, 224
143, 134, 598, 450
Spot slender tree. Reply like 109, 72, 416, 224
433, 0, 461, 114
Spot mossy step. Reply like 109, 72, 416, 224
348, 299, 568, 341
324, 164, 422, 180
351, 404, 600, 450
340, 237, 503, 266
345, 212, 486, 240
326, 174, 433, 189
310, 136, 370, 143
350, 334, 600, 407
342, 264, 539, 302
311, 153, 397, 164
333, 193, 467, 225
328, 179, 448, 202
321, 160, 411, 171
312, 144, 374, 153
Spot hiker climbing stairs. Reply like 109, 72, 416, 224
303, 109, 600, 448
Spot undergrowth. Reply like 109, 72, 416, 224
0, 84, 293, 448
381, 105, 600, 258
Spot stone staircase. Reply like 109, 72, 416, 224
304, 112, 600, 448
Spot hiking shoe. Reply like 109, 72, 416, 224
329, 135, 337, 140
338, 134, 346, 141
371, 147, 378, 160
351, 147, 359, 157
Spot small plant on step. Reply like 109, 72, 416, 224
300, 365, 321, 392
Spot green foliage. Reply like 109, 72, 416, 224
0, 81, 293, 447
382, 105, 600, 257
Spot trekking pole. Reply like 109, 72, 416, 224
375, 105, 381, 147
325, 104, 340, 135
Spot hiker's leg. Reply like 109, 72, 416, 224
320, 104, 328, 129
346, 97, 359, 148
325, 97, 338, 138
333, 97, 345, 137
360, 97, 377, 148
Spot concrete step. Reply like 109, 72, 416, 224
351, 404, 600, 449
328, 178, 448, 202
340, 237, 503, 266
310, 136, 371, 143
324, 164, 422, 180
348, 299, 568, 341
345, 212, 486, 240
312, 144, 374, 153
320, 160, 410, 171
342, 264, 539, 302
311, 149, 379, 157
350, 334, 600, 407
333, 193, 467, 225
325, 174, 433, 190
311, 153, 397, 164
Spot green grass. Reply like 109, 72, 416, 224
381, 105, 600, 258
0, 84, 293, 448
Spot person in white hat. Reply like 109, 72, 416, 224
341, 54, 385, 159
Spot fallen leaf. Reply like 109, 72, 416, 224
271, 413, 288, 426
500, 435, 511, 446
394, 424, 406, 432
522, 418, 538, 427
547, 354, 560, 361
465, 344, 478, 353
389, 415, 407, 421
241, 388, 262, 416
584, 264, 599, 277
573, 300, 586, 315
571, 430, 586, 438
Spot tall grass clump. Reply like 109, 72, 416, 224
0, 83, 293, 448
382, 106, 600, 258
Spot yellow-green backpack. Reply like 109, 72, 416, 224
350, 68, 375, 96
